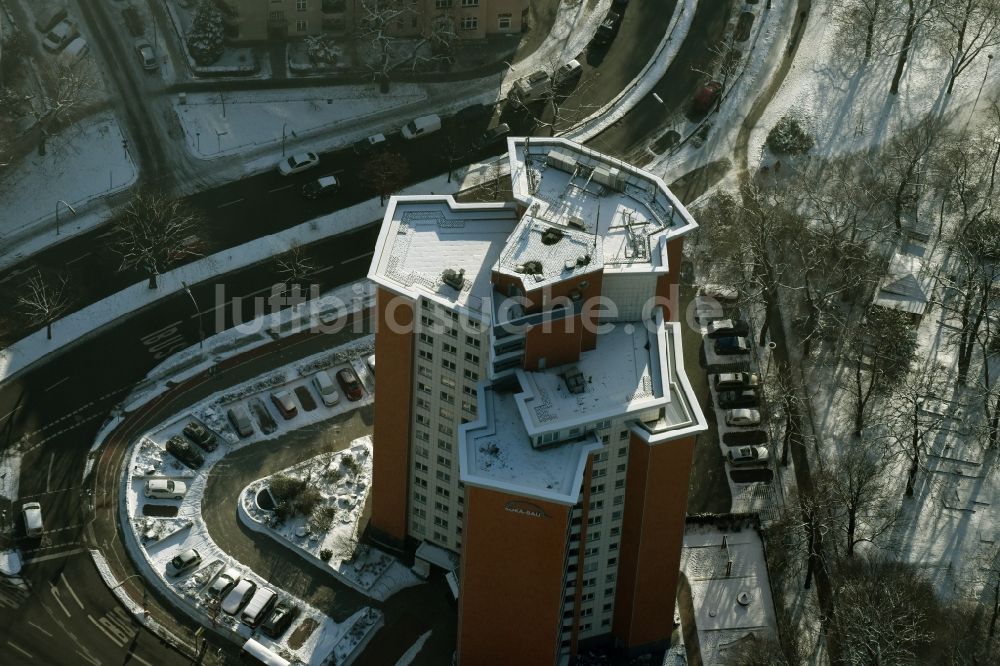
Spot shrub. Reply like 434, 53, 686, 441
187, 0, 225, 65
269, 474, 306, 502
766, 114, 814, 155
311, 505, 338, 531
342, 454, 361, 476
320, 548, 333, 562
295, 487, 323, 516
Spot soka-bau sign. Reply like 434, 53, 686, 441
504, 500, 549, 518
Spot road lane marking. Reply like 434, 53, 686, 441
268, 184, 294, 194
217, 198, 244, 209
60, 573, 84, 609
76, 649, 101, 665
24, 547, 87, 564
343, 251, 375, 264
89, 614, 128, 647
66, 253, 92, 265
28, 621, 53, 637
49, 584, 71, 618
7, 641, 33, 658
46, 453, 54, 491
127, 651, 154, 666
0, 404, 22, 424
45, 377, 71, 391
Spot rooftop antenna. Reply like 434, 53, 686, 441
592, 200, 600, 249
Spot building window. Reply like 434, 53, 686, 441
461, 16, 478, 30
295, 19, 307, 31
613, 495, 624, 506
415, 461, 428, 472
465, 352, 479, 364
415, 413, 429, 426
594, 451, 608, 463
619, 431, 629, 441
434, 501, 448, 512
466, 335, 481, 348
418, 349, 433, 361
411, 520, 424, 533
616, 463, 626, 473
612, 510, 622, 521
463, 385, 476, 396
415, 429, 430, 442
436, 470, 451, 483
440, 391, 455, 404
610, 526, 620, 537
615, 479, 625, 490
416, 446, 429, 458
297, 0, 307, 10
443, 342, 457, 355
441, 375, 456, 388
268, 10, 284, 20
417, 366, 432, 379
592, 468, 606, 478
461, 400, 476, 414
414, 491, 426, 504
587, 515, 602, 526
438, 439, 452, 452
413, 507, 426, 519
436, 486, 451, 498
414, 477, 427, 488
436, 0, 454, 6
437, 455, 451, 467
445, 327, 458, 338
433, 531, 448, 543
434, 516, 448, 528
589, 500, 604, 511
498, 13, 512, 30
462, 0, 479, 5
464, 369, 479, 381
419, 332, 434, 344
442, 359, 457, 372
439, 423, 453, 436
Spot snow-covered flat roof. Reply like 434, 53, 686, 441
367, 196, 518, 315
506, 138, 698, 276
493, 215, 603, 289
459, 386, 600, 505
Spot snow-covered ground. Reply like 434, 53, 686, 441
239, 438, 423, 602
119, 336, 403, 665
0, 450, 19, 502
0, 113, 137, 262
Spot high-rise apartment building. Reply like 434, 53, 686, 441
221, 0, 526, 42
367, 138, 707, 663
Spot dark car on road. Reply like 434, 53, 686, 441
261, 600, 300, 639
165, 436, 204, 469
692, 81, 723, 114
249, 397, 277, 434
706, 318, 750, 339
594, 11, 622, 45
453, 103, 492, 125
337, 367, 364, 401
477, 123, 510, 149
718, 389, 759, 409
301, 175, 340, 199
714, 335, 750, 355
183, 421, 217, 452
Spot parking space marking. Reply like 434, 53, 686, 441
60, 573, 84, 609
7, 641, 33, 659
268, 184, 294, 194
45, 377, 71, 391
342, 251, 375, 264
75, 648, 101, 665
217, 198, 244, 209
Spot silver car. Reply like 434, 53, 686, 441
134, 38, 157, 70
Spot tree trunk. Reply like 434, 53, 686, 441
990, 578, 999, 637
148, 273, 157, 289
46, 321, 53, 340
990, 391, 1000, 449
846, 507, 857, 556
890, 2, 917, 95
905, 454, 918, 496
864, 19, 875, 60
781, 411, 792, 466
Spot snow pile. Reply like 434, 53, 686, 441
0, 451, 20, 501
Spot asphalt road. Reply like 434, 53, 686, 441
0, 0, 734, 662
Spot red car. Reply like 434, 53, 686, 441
692, 81, 722, 114
337, 368, 364, 401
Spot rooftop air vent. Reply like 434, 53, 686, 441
562, 367, 586, 395
516, 260, 543, 275
576, 254, 591, 267
541, 227, 565, 245
442, 268, 465, 290
567, 216, 586, 231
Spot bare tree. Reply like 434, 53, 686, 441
890, 0, 941, 95
16, 270, 71, 340
835, 0, 897, 60
763, 362, 801, 467
362, 151, 410, 205
36, 62, 94, 125
829, 555, 939, 663
114, 191, 202, 289
274, 242, 316, 289
356, 1, 456, 84
885, 365, 954, 495
880, 114, 947, 233
767, 470, 837, 590
828, 437, 899, 556
932, 0, 1000, 94
846, 306, 918, 436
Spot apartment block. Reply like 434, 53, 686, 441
367, 138, 707, 663
221, 0, 526, 41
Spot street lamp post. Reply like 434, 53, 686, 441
282, 122, 288, 156
55, 199, 76, 236
196, 131, 201, 153
181, 280, 205, 349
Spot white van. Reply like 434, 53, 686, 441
313, 371, 340, 406
508, 70, 552, 105
22, 502, 43, 537
242, 638, 289, 666
241, 587, 277, 628
401, 114, 441, 140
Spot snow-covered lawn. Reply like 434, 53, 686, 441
175, 85, 428, 158
120, 336, 404, 665
0, 113, 136, 246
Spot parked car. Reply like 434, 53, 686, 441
714, 335, 750, 355
728, 445, 769, 466
222, 579, 257, 615
552, 59, 583, 88
477, 123, 510, 149
228, 406, 255, 437
206, 568, 241, 602
706, 318, 750, 338
241, 587, 277, 628
277, 152, 319, 176
42, 19, 79, 53
183, 421, 217, 451
725, 408, 761, 427
261, 600, 300, 639
714, 372, 760, 391
61, 37, 88, 64
401, 114, 441, 140
165, 436, 204, 469
166, 548, 201, 577
336, 367, 364, 401
365, 354, 376, 375
508, 70, 551, 105
144, 479, 187, 500
313, 371, 340, 407
249, 397, 277, 434
134, 38, 157, 70
718, 389, 759, 409
270, 390, 298, 419
22, 501, 43, 537
352, 133, 387, 154
594, 11, 622, 45
692, 81, 723, 114
302, 175, 340, 199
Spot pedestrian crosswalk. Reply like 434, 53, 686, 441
0, 581, 30, 610
89, 606, 136, 647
